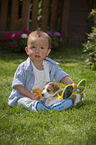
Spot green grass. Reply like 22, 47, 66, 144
0, 47, 96, 145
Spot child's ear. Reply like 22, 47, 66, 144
25, 47, 28, 53
47, 48, 51, 56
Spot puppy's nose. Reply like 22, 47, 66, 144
42, 93, 44, 97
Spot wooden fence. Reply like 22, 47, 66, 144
0, 0, 70, 42
0, 0, 90, 45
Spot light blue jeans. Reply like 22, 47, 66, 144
17, 97, 39, 112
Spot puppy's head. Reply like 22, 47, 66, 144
42, 82, 60, 98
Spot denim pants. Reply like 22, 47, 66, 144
17, 97, 39, 112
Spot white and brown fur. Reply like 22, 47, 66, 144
41, 82, 85, 107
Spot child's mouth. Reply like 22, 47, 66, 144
35, 55, 40, 58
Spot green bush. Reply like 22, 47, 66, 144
4, 30, 29, 52
47, 31, 63, 50
4, 30, 63, 52
83, 26, 96, 70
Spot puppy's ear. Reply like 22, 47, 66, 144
52, 84, 60, 93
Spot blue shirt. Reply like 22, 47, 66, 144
8, 57, 69, 107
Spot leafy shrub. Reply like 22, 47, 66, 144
47, 32, 63, 50
5, 30, 29, 52
5, 30, 63, 52
83, 27, 96, 70
88, 9, 96, 27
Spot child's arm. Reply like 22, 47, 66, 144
14, 85, 37, 100
61, 76, 77, 92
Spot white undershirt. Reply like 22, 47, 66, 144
31, 60, 50, 92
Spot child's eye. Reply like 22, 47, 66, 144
31, 46, 35, 49
40, 47, 44, 49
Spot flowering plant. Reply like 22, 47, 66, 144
83, 27, 96, 70
47, 31, 63, 50
5, 30, 63, 52
5, 30, 29, 52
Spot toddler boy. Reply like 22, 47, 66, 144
8, 29, 77, 112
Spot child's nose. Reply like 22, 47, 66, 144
35, 47, 39, 52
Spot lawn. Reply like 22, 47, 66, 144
0, 46, 96, 145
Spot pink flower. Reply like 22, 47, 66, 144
54, 32, 61, 37
60, 37, 63, 42
47, 32, 52, 36
13, 44, 18, 48
9, 43, 13, 47
5, 34, 12, 40
22, 30, 29, 34
50, 45, 52, 49
14, 33, 20, 39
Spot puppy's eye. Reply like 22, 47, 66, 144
47, 89, 50, 92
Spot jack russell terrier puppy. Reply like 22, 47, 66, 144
41, 82, 85, 107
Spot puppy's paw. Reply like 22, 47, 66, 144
73, 93, 85, 106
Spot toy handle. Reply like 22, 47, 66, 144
73, 79, 87, 94
58, 79, 87, 101
57, 85, 73, 101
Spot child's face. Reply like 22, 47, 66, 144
25, 36, 51, 63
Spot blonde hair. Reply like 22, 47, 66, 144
27, 29, 51, 49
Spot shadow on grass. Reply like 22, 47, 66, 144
49, 45, 85, 64
0, 45, 85, 65
73, 99, 96, 110
0, 52, 27, 63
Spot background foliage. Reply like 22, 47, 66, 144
4, 30, 63, 52
83, 9, 96, 70
83, 27, 96, 70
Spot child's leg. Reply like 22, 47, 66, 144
17, 97, 38, 112
51, 98, 73, 112
17, 97, 50, 112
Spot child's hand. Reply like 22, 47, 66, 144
30, 93, 38, 100
14, 85, 39, 100
34, 93, 39, 100
72, 83, 77, 92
